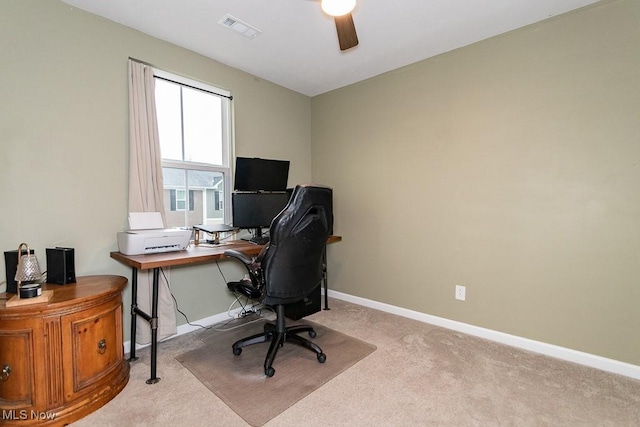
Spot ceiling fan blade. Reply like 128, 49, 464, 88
334, 13, 359, 51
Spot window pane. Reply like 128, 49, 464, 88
163, 167, 225, 228
154, 70, 231, 227
155, 79, 183, 161
182, 87, 223, 165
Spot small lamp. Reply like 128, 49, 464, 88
15, 242, 43, 298
321, 0, 356, 17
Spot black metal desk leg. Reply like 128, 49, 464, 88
147, 267, 161, 384
323, 246, 330, 310
129, 267, 139, 361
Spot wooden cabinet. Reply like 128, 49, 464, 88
0, 328, 36, 406
0, 275, 129, 426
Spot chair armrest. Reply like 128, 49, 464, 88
224, 249, 254, 266
224, 249, 264, 298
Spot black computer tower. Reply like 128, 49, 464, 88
284, 284, 321, 320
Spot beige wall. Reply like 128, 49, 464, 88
312, 0, 640, 365
0, 1, 311, 340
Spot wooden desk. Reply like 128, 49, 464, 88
0, 276, 129, 426
110, 236, 341, 384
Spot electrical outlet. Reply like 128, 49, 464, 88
455, 285, 466, 301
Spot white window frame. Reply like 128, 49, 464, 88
176, 189, 187, 211
153, 68, 233, 226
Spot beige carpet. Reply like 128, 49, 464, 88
176, 319, 376, 426
70, 298, 640, 426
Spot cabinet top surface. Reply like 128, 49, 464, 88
0, 275, 127, 314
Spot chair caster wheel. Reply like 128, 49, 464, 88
317, 353, 326, 363
265, 367, 275, 377
233, 347, 242, 356
309, 330, 317, 338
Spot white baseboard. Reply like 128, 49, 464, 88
327, 289, 640, 381
123, 291, 640, 381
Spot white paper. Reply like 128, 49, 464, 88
128, 212, 164, 230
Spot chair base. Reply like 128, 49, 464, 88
231, 305, 326, 377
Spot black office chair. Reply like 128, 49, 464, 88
224, 184, 333, 377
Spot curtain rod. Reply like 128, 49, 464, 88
154, 75, 233, 100
129, 57, 154, 67
128, 57, 234, 101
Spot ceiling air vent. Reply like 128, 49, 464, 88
217, 14, 261, 39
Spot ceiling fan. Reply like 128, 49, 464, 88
320, 0, 359, 51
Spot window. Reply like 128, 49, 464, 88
153, 70, 232, 228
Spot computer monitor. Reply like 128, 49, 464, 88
234, 157, 290, 192
232, 192, 290, 244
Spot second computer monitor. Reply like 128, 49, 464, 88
232, 192, 290, 243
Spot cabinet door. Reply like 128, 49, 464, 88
61, 297, 123, 398
0, 330, 35, 407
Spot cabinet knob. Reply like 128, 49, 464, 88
1, 364, 10, 381
98, 339, 107, 354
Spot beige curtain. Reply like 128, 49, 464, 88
128, 59, 177, 344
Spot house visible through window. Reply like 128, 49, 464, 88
154, 69, 232, 228
169, 189, 195, 211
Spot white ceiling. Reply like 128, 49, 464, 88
61, 0, 600, 97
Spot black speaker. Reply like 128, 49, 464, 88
46, 247, 76, 285
284, 285, 321, 320
4, 248, 34, 294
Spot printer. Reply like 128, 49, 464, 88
116, 212, 192, 255
117, 228, 192, 255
